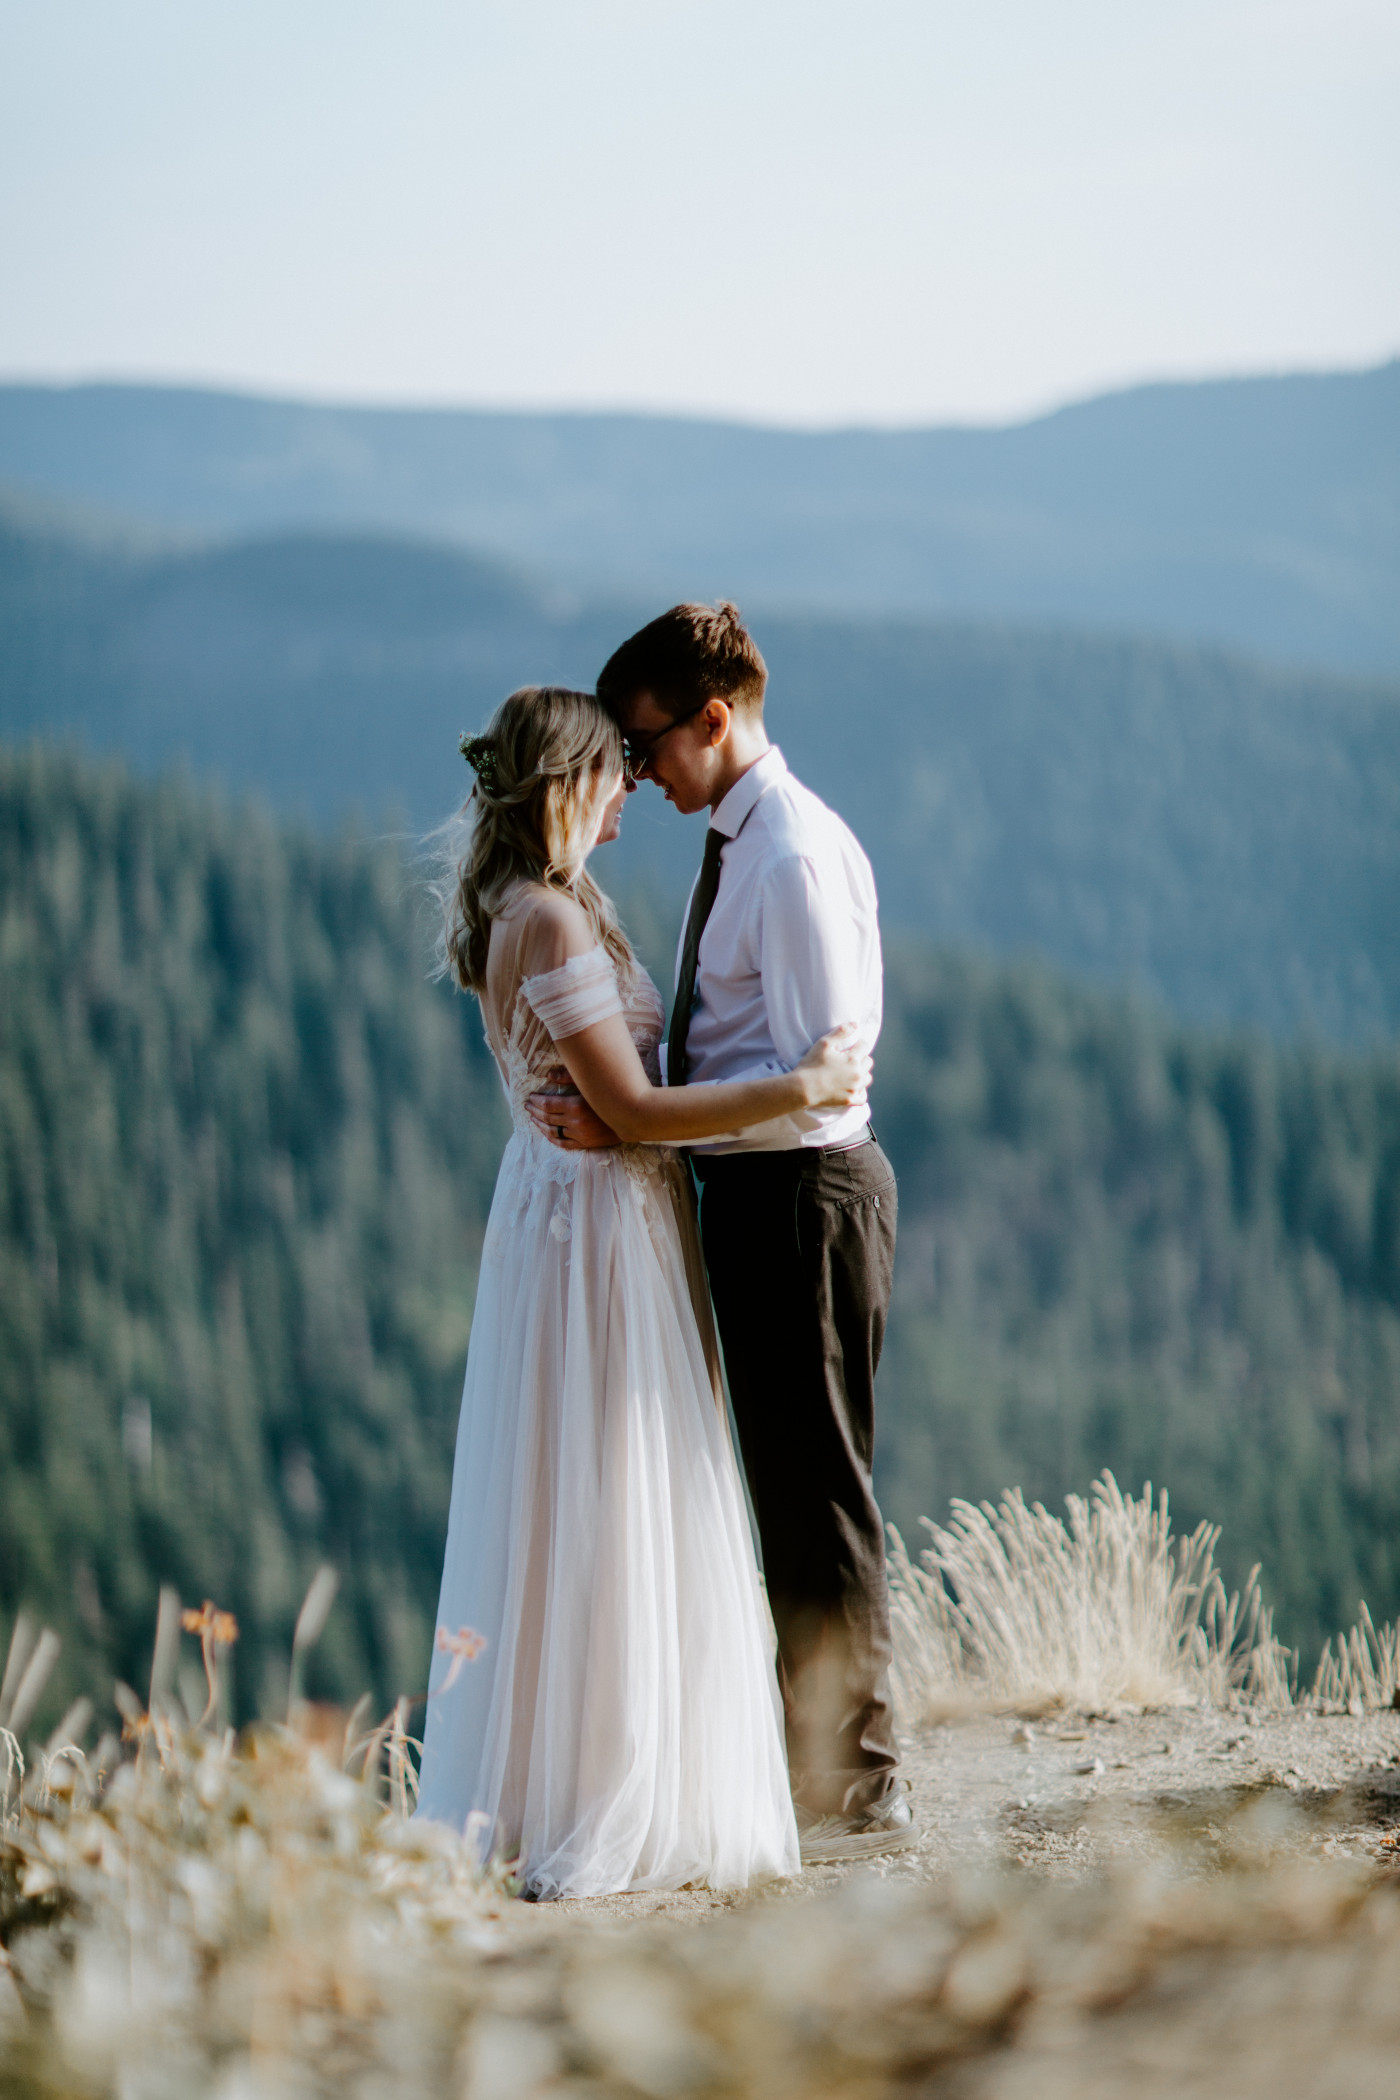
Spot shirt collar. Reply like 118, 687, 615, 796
711, 745, 787, 839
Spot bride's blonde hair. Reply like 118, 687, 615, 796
432, 685, 634, 994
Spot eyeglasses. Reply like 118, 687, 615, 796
622, 705, 706, 785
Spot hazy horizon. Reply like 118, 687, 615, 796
3, 0, 1396, 428
2, 352, 1396, 440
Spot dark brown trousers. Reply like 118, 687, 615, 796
692, 1137, 899, 1817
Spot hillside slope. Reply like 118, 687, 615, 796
4, 501, 1398, 1043
0, 362, 1396, 669
874, 939, 1400, 1657
3, 750, 1399, 1713
0, 746, 506, 1719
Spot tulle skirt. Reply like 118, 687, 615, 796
415, 1128, 800, 1898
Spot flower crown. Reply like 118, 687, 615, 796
459, 732, 500, 795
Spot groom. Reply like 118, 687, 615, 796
532, 601, 912, 1864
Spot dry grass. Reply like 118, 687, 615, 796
1311, 1601, 1400, 1714
0, 1577, 517, 2098
887, 1473, 1299, 1724
469, 1856, 1400, 2100
2, 1683, 507, 2096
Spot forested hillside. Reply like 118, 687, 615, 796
5, 497, 1399, 1043
876, 944, 1400, 1654
1, 365, 1396, 669
3, 748, 1399, 1721
0, 746, 506, 1723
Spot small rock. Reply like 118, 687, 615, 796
1074, 1757, 1105, 1777
1011, 1723, 1035, 1749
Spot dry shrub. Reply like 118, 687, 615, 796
888, 1473, 1298, 1722
1, 1585, 510, 2098
888, 1471, 1400, 1723
1, 1695, 507, 2098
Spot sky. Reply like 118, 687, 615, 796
1, 0, 1397, 428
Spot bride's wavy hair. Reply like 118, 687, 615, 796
431, 685, 634, 994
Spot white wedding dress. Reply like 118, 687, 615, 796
416, 886, 799, 1898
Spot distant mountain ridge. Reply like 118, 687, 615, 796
4, 496, 1398, 1044
0, 362, 1396, 671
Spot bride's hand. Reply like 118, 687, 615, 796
796, 1023, 873, 1108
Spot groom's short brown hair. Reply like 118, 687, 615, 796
596, 601, 768, 722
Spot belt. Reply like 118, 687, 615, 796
689, 1128, 876, 1181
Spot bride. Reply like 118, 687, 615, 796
416, 685, 870, 1899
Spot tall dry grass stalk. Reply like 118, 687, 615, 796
888, 1472, 1298, 1722
1311, 1601, 1400, 1714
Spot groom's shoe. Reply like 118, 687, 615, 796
797, 1784, 917, 1865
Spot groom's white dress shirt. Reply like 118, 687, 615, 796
665, 746, 882, 1153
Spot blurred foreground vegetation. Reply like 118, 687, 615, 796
7, 1684, 1400, 2100
2, 744, 1399, 1723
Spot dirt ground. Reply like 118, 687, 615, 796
500, 1702, 1400, 1934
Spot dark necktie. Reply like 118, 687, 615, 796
666, 826, 725, 1088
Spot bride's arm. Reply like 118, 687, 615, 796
547, 1011, 869, 1145
511, 889, 866, 1143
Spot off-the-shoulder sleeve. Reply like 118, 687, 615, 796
520, 948, 624, 1036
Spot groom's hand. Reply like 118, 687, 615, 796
526, 1090, 622, 1150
